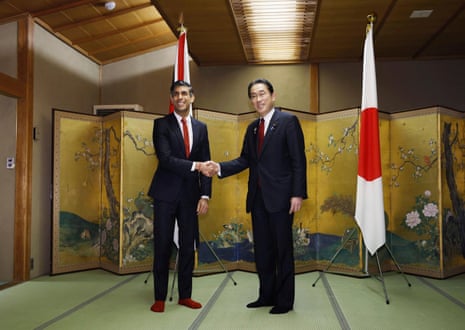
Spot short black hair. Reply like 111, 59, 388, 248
170, 80, 194, 95
247, 78, 274, 98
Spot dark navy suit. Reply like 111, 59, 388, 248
148, 113, 211, 301
220, 108, 307, 309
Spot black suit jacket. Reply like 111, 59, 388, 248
148, 113, 212, 206
220, 109, 307, 213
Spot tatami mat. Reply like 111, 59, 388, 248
0, 269, 464, 329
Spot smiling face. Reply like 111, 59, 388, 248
248, 82, 276, 117
171, 85, 195, 117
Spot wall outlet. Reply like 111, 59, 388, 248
6, 157, 15, 169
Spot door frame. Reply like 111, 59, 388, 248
0, 15, 34, 283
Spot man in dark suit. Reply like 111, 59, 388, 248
148, 80, 212, 313
206, 78, 307, 314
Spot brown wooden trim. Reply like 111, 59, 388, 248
89, 32, 167, 56
0, 72, 24, 98
310, 63, 319, 114
14, 15, 34, 282
54, 3, 153, 32
31, 0, 95, 17
72, 18, 164, 45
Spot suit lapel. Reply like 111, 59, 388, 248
252, 118, 261, 156
168, 113, 185, 155
191, 118, 200, 153
260, 111, 279, 155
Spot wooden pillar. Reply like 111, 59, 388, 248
14, 15, 34, 282
309, 63, 319, 114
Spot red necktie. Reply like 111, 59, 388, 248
258, 118, 265, 153
181, 118, 190, 158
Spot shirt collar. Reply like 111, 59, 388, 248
174, 112, 189, 123
261, 108, 275, 123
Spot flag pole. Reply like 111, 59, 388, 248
359, 13, 391, 300
363, 13, 375, 275
313, 13, 411, 303
361, 13, 411, 303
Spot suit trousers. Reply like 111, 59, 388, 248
152, 199, 196, 301
251, 188, 295, 309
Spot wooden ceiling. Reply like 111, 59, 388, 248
1, 0, 464, 65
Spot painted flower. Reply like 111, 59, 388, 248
405, 210, 421, 228
424, 155, 431, 165
422, 203, 438, 218
328, 134, 334, 145
401, 191, 439, 263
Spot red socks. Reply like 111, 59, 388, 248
178, 298, 202, 309
151, 298, 202, 312
150, 300, 165, 313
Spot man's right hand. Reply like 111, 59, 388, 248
198, 161, 219, 177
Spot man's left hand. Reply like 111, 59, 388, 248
197, 198, 209, 215
289, 197, 303, 214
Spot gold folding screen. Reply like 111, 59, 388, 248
52, 111, 102, 274
52, 107, 465, 278
53, 110, 160, 274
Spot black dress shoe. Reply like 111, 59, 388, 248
269, 306, 292, 314
246, 300, 273, 308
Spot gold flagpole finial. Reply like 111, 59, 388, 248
177, 12, 186, 33
366, 13, 376, 34
367, 13, 376, 24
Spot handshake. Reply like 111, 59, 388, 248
197, 161, 220, 177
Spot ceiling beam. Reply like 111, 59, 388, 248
53, 3, 153, 32
31, 0, 96, 17
72, 18, 164, 45
88, 30, 172, 56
